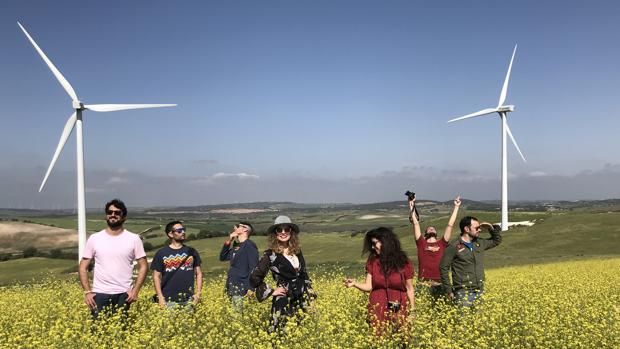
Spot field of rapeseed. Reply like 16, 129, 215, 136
0, 258, 618, 348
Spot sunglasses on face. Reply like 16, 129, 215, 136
235, 224, 249, 230
275, 226, 292, 234
106, 210, 123, 216
172, 227, 186, 233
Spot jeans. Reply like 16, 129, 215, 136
454, 288, 483, 308
231, 295, 245, 313
91, 292, 129, 320
165, 300, 194, 311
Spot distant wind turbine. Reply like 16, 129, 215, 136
18, 22, 176, 260
447, 44, 526, 231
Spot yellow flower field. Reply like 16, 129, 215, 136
0, 258, 618, 348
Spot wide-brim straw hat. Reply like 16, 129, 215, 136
266, 215, 300, 235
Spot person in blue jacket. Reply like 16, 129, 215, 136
219, 221, 259, 311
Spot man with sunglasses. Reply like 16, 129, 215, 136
439, 216, 502, 308
79, 199, 148, 320
151, 221, 203, 309
219, 222, 259, 311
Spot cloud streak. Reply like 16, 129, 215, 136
1, 165, 619, 209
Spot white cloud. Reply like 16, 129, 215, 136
212, 172, 260, 180
106, 176, 129, 185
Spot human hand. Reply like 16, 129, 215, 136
126, 289, 139, 303
447, 292, 455, 300
192, 294, 201, 304
454, 196, 461, 207
158, 297, 166, 308
343, 278, 356, 288
228, 231, 239, 241
84, 292, 97, 310
272, 286, 287, 297
480, 222, 494, 230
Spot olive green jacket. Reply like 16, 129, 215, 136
439, 225, 502, 294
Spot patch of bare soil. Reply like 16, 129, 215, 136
0, 222, 76, 253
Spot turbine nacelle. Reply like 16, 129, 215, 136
72, 100, 84, 110
497, 105, 514, 113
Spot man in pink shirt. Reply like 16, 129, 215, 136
409, 195, 461, 302
78, 199, 148, 319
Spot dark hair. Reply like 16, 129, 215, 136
165, 220, 183, 236
362, 227, 409, 273
105, 199, 127, 217
239, 221, 254, 235
459, 216, 478, 234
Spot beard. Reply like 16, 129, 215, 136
106, 217, 124, 229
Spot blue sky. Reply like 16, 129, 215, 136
1, 1, 619, 208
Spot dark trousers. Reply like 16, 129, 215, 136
270, 295, 307, 332
92, 292, 130, 320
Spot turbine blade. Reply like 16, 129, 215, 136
447, 108, 498, 123
17, 22, 79, 102
84, 104, 177, 112
505, 122, 526, 162
498, 44, 517, 108
39, 112, 77, 192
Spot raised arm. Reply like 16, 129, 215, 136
409, 198, 422, 241
443, 196, 461, 243
479, 223, 502, 250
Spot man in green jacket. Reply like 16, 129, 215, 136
439, 215, 502, 307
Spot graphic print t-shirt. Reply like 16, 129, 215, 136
150, 245, 201, 302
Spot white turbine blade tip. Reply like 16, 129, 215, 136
498, 45, 518, 108
84, 103, 177, 112
38, 112, 77, 192
17, 21, 79, 102
447, 108, 498, 123
505, 122, 526, 162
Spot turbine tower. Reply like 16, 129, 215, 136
18, 22, 176, 260
447, 44, 526, 231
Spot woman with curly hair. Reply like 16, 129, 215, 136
250, 215, 315, 332
344, 227, 415, 332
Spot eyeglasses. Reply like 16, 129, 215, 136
470, 225, 481, 231
172, 227, 186, 233
275, 226, 292, 234
106, 210, 123, 216
235, 224, 249, 230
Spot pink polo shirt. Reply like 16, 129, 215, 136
83, 229, 146, 294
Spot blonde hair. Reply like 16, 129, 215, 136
267, 232, 301, 255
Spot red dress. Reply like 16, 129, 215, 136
365, 257, 414, 325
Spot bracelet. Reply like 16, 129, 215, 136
84, 290, 94, 295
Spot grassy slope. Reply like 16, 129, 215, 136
1, 208, 618, 285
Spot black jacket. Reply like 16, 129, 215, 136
219, 239, 259, 296
249, 249, 314, 302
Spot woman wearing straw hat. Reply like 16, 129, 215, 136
250, 215, 315, 331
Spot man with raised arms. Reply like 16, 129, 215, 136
409, 195, 461, 301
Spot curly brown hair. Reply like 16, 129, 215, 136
267, 232, 301, 255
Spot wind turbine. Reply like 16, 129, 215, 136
18, 22, 176, 260
447, 44, 526, 231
